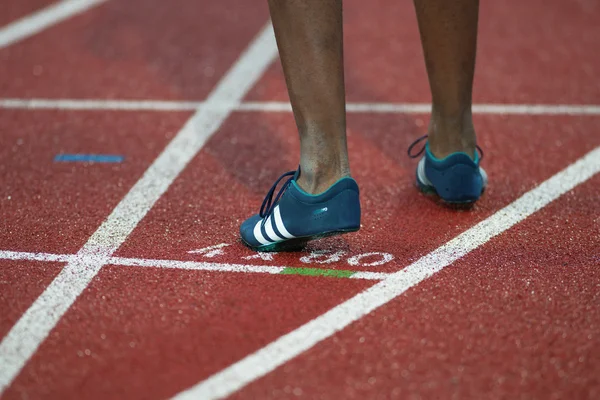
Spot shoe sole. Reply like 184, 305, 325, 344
241, 227, 360, 252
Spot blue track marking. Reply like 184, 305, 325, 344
54, 154, 124, 163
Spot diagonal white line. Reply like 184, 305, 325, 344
1, 98, 600, 115
173, 146, 600, 400
0, 22, 278, 394
0, 0, 108, 49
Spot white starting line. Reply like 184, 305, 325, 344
1, 98, 600, 115
0, 249, 391, 280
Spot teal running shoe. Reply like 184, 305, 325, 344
408, 135, 487, 204
240, 169, 361, 251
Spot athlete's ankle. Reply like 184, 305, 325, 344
427, 108, 477, 159
296, 163, 350, 195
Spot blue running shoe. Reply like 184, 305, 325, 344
240, 169, 361, 251
408, 135, 488, 204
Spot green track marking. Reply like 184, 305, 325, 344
280, 267, 356, 278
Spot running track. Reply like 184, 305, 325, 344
0, 0, 599, 399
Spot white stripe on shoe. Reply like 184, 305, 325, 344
274, 206, 295, 239
417, 158, 432, 186
251, 206, 295, 247
253, 220, 272, 245
264, 215, 284, 242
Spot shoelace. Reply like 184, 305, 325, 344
259, 170, 296, 219
407, 134, 484, 160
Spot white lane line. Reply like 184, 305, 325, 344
110, 256, 285, 275
0, 98, 203, 111
173, 146, 600, 400
0, 0, 107, 49
347, 103, 600, 115
349, 271, 391, 280
0, 251, 72, 263
1, 98, 600, 115
0, 250, 389, 279
0, 22, 278, 394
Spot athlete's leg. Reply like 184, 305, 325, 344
413, 0, 479, 159
267, 0, 349, 194
410, 0, 485, 203
239, 1, 358, 251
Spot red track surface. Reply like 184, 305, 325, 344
0, 110, 188, 253
1, 0, 599, 399
0, 261, 62, 338
0, 0, 267, 99
233, 176, 600, 400
248, 0, 600, 104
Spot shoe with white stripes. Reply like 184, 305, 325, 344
240, 169, 361, 251
408, 135, 488, 204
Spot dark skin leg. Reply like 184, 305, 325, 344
267, 0, 349, 194
267, 0, 480, 195
414, 0, 480, 159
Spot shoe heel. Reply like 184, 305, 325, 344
336, 189, 361, 230
436, 163, 484, 203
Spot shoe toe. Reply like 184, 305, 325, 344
240, 214, 262, 247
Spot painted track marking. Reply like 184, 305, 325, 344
0, 250, 391, 281
0, 0, 107, 49
173, 146, 600, 400
54, 154, 124, 163
243, 102, 600, 115
1, 98, 600, 115
0, 22, 278, 394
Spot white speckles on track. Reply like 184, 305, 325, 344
173, 146, 600, 400
0, 22, 279, 394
